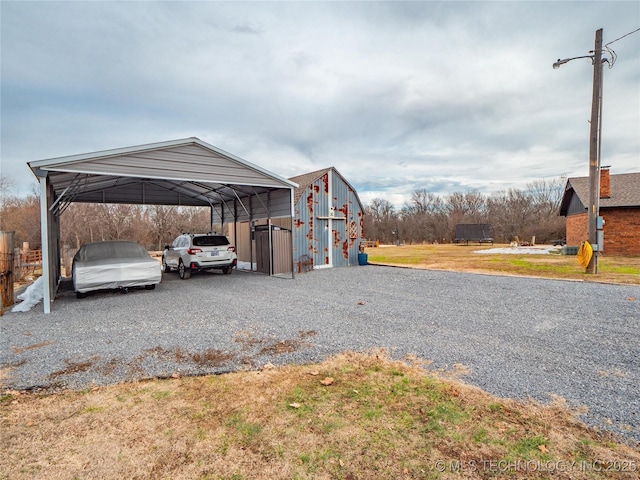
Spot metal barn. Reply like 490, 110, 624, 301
289, 167, 365, 271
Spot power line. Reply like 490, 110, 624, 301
605, 27, 640, 47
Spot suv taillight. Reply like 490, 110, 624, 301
227, 246, 236, 252
187, 247, 202, 255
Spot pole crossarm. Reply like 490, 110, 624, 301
552, 55, 595, 69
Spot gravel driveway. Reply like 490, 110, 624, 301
2, 265, 639, 443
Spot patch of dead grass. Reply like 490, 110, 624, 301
235, 330, 317, 356
21, 336, 316, 391
2, 351, 638, 480
147, 346, 235, 367
48, 356, 100, 379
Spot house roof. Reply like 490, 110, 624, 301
289, 167, 364, 211
559, 172, 640, 216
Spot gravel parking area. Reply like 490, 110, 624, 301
2, 265, 639, 443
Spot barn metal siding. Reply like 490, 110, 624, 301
292, 168, 364, 271
330, 169, 348, 268
334, 171, 364, 267
293, 173, 317, 269
313, 172, 331, 268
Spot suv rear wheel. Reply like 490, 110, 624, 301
178, 260, 191, 279
223, 267, 233, 274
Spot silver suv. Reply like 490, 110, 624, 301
163, 233, 237, 279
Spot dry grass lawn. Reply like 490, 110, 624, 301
2, 352, 639, 479
366, 244, 640, 285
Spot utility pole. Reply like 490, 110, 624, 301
586, 28, 603, 274
554, 28, 609, 274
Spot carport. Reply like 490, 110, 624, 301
28, 137, 298, 313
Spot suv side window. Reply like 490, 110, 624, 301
173, 236, 187, 248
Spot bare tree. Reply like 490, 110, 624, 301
487, 189, 537, 242
150, 205, 179, 250
442, 191, 487, 240
525, 178, 566, 242
364, 198, 398, 244
399, 190, 448, 243
0, 190, 41, 248
0, 175, 16, 202
527, 178, 565, 216
60, 203, 109, 248
407, 189, 443, 215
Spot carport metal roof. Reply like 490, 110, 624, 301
28, 137, 298, 313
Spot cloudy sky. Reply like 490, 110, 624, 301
1, 1, 638, 208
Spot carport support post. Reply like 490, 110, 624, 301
249, 196, 254, 271
290, 188, 295, 278
267, 191, 273, 276
39, 175, 52, 314
233, 200, 238, 258
268, 217, 273, 276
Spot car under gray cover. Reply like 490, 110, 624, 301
72, 240, 162, 297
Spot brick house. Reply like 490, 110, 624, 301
559, 167, 640, 255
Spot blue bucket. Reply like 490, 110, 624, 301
357, 253, 368, 265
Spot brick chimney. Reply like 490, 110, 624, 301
600, 166, 611, 199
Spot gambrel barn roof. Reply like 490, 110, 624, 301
289, 166, 364, 211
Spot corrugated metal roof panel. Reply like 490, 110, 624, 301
40, 141, 296, 188
30, 138, 297, 188
28, 138, 296, 214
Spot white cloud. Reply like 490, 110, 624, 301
1, 2, 638, 206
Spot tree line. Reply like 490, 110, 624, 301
363, 178, 566, 245
1, 175, 566, 252
0, 177, 211, 251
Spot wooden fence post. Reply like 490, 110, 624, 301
0, 231, 15, 315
